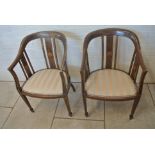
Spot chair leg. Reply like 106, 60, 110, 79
82, 94, 88, 117
21, 94, 34, 112
71, 83, 76, 92
129, 97, 140, 120
64, 96, 72, 117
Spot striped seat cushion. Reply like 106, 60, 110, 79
85, 69, 137, 99
22, 69, 68, 96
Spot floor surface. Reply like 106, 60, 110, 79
0, 82, 155, 129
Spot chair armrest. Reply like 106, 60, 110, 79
129, 48, 147, 80
137, 55, 147, 95
8, 51, 22, 71
138, 69, 147, 95
81, 40, 90, 81
131, 49, 148, 95
59, 71, 68, 94
8, 47, 24, 91
80, 53, 90, 84
61, 59, 70, 81
8, 64, 22, 92
138, 51, 147, 73
60, 58, 71, 94
8, 47, 33, 91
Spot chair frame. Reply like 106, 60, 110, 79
8, 31, 75, 116
80, 28, 147, 119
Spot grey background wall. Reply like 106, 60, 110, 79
0, 25, 155, 83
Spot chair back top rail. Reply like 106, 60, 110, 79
83, 28, 146, 73
8, 31, 67, 73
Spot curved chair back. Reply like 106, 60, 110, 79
9, 31, 67, 79
83, 28, 144, 81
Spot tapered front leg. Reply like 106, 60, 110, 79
64, 96, 72, 117
129, 97, 140, 120
71, 83, 76, 92
21, 94, 34, 112
82, 94, 88, 117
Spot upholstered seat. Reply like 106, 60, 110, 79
85, 69, 137, 99
22, 69, 68, 96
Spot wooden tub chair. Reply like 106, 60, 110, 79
8, 31, 75, 116
81, 28, 147, 119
